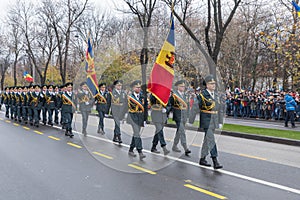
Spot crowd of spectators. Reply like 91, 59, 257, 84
224, 87, 300, 122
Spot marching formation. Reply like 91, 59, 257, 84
0, 75, 224, 169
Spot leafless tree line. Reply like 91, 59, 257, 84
0, 0, 299, 91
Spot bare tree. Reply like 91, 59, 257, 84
123, 0, 157, 121
5, 16, 23, 86
41, 0, 89, 84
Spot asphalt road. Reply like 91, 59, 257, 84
1, 111, 300, 200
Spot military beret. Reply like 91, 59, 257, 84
34, 85, 40, 89
175, 80, 186, 87
4, 87, 9, 90
23, 86, 28, 89
130, 80, 141, 88
42, 85, 48, 89
48, 85, 54, 89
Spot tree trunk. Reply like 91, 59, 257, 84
141, 28, 149, 122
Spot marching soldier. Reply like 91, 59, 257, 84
149, 93, 170, 155
1, 87, 10, 118
45, 85, 56, 126
169, 80, 191, 156
59, 85, 66, 127
31, 85, 43, 127
193, 75, 223, 169
41, 85, 48, 125
95, 83, 111, 134
54, 85, 61, 125
110, 80, 127, 143
127, 80, 146, 160
77, 82, 93, 136
10, 87, 17, 120
21, 86, 29, 124
27, 85, 35, 125
15, 86, 22, 122
61, 82, 75, 138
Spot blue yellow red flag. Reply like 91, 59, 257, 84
147, 13, 175, 106
23, 71, 33, 82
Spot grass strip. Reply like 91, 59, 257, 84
222, 124, 300, 140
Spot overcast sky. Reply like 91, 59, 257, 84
0, 0, 126, 20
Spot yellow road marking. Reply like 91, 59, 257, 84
128, 164, 157, 175
93, 151, 113, 160
5, 120, 11, 123
0, 118, 3, 120
67, 142, 82, 149
48, 136, 61, 141
34, 130, 43, 135
13, 123, 19, 126
23, 126, 30, 130
238, 154, 267, 161
191, 143, 201, 147
184, 184, 227, 199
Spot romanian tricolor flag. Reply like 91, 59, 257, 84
85, 36, 99, 96
292, 0, 300, 17
147, 13, 175, 106
23, 71, 33, 82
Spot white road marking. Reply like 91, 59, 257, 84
1, 111, 298, 196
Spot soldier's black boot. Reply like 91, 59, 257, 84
65, 130, 70, 136
69, 130, 74, 138
82, 129, 87, 136
117, 135, 122, 144
112, 135, 119, 142
151, 147, 160, 154
199, 157, 211, 167
212, 157, 223, 169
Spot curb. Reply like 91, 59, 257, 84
163, 123, 300, 147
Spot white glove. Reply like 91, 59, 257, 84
40, 94, 44, 98
144, 121, 147, 127
104, 114, 109, 117
219, 124, 223, 129
162, 108, 167, 113
85, 102, 89, 105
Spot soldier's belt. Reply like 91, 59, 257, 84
96, 101, 106, 104
173, 107, 187, 110
201, 110, 218, 114
129, 111, 143, 113
151, 107, 163, 111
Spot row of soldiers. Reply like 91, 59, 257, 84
0, 83, 75, 137
77, 76, 223, 169
1, 74, 223, 169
